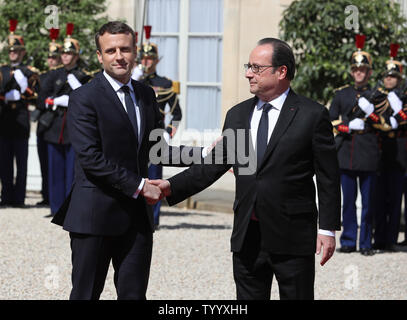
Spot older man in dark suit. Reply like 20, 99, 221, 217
151, 38, 341, 300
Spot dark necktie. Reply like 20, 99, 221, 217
121, 85, 139, 144
256, 103, 272, 168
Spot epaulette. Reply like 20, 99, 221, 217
27, 65, 41, 74
334, 84, 350, 92
81, 69, 94, 77
49, 64, 64, 71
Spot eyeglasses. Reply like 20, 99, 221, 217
244, 63, 278, 74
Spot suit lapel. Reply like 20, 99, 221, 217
260, 89, 299, 168
96, 73, 138, 141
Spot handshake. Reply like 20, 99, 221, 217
140, 179, 171, 205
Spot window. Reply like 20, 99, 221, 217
147, 0, 223, 132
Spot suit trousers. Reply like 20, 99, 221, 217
233, 220, 315, 300
0, 136, 28, 205
69, 213, 153, 300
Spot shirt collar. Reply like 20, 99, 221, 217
103, 70, 133, 93
257, 87, 290, 111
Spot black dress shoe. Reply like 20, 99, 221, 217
0, 201, 13, 207
36, 200, 49, 206
338, 246, 356, 253
12, 203, 26, 208
360, 248, 375, 256
397, 240, 407, 246
43, 213, 54, 218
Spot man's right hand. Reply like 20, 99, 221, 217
141, 181, 163, 205
149, 179, 171, 197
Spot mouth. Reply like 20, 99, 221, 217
113, 64, 128, 70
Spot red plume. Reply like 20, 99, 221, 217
49, 28, 59, 41
135, 31, 138, 43
9, 19, 17, 32
355, 34, 366, 50
390, 43, 400, 58
66, 23, 74, 36
144, 25, 152, 40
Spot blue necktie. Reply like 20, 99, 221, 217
256, 103, 272, 168
121, 85, 139, 145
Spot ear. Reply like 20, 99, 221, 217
96, 50, 103, 64
279, 65, 288, 80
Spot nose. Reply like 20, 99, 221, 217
245, 68, 254, 79
115, 48, 124, 60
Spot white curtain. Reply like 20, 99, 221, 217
150, 36, 179, 80
189, 0, 223, 32
188, 37, 222, 82
186, 87, 221, 130
186, 0, 223, 130
147, 0, 180, 32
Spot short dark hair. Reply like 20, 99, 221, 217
257, 38, 296, 81
95, 21, 136, 52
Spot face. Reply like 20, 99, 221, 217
61, 52, 78, 68
351, 66, 371, 86
47, 56, 60, 68
245, 44, 288, 101
97, 32, 136, 83
9, 49, 25, 63
141, 56, 158, 74
383, 75, 399, 90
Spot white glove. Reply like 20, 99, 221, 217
53, 95, 69, 107
358, 97, 374, 117
67, 74, 82, 90
5, 89, 21, 102
163, 131, 170, 144
348, 118, 365, 132
388, 91, 402, 115
390, 116, 399, 130
131, 67, 143, 81
13, 69, 28, 93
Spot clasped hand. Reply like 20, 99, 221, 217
141, 179, 171, 205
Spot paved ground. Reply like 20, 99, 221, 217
0, 191, 407, 300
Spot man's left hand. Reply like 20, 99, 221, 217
316, 234, 336, 266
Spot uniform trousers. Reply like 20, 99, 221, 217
48, 143, 75, 215
37, 135, 49, 203
0, 136, 28, 205
373, 170, 404, 246
339, 169, 376, 249
148, 164, 162, 226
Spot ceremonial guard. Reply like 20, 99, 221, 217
372, 44, 407, 252
329, 34, 378, 256
32, 28, 63, 206
0, 19, 39, 207
38, 23, 91, 217
139, 26, 182, 229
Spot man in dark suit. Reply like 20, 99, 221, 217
51, 21, 198, 300
151, 38, 341, 300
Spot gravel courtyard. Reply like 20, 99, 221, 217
0, 192, 406, 300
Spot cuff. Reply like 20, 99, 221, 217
132, 178, 145, 199
318, 229, 335, 237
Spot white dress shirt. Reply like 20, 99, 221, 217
251, 88, 335, 238
102, 71, 145, 198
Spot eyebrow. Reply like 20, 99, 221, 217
104, 46, 132, 52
